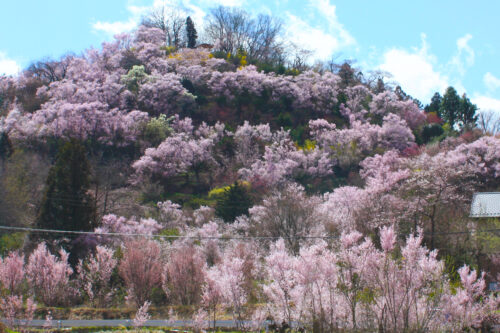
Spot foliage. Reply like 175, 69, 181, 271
215, 182, 253, 222
185, 17, 197, 49
141, 114, 173, 146
0, 233, 24, 256
36, 140, 96, 249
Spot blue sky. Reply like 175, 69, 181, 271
1, 0, 499, 112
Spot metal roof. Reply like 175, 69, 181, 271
470, 192, 500, 217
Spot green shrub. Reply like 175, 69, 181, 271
0, 232, 25, 255
215, 181, 252, 223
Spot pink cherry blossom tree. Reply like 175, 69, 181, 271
77, 245, 117, 307
26, 243, 75, 307
118, 240, 162, 307
0, 251, 25, 295
163, 244, 206, 306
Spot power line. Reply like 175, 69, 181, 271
0, 225, 338, 240
0, 225, 499, 240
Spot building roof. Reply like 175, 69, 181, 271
470, 192, 500, 217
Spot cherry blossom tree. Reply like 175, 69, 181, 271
263, 239, 298, 325
443, 265, 499, 330
207, 255, 248, 330
133, 301, 151, 328
248, 183, 324, 254
132, 118, 223, 185
201, 274, 223, 331
77, 245, 117, 307
26, 243, 75, 307
118, 240, 162, 307
96, 214, 162, 243
163, 244, 206, 306
0, 251, 25, 295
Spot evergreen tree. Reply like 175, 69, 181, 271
440, 86, 460, 128
458, 93, 478, 130
0, 132, 13, 160
37, 140, 96, 233
215, 181, 252, 222
425, 92, 442, 117
374, 78, 385, 94
186, 16, 197, 49
394, 85, 410, 101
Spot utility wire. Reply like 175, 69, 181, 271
0, 225, 338, 240
0, 225, 499, 240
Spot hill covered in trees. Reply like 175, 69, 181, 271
0, 7, 499, 332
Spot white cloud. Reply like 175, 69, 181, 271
449, 33, 474, 76
484, 72, 500, 91
92, 0, 209, 38
283, 1, 355, 62
92, 19, 137, 35
284, 14, 344, 61
378, 34, 450, 102
0, 52, 20, 76
308, 0, 354, 46
202, 0, 240, 6
472, 94, 500, 113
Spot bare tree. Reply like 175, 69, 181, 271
249, 183, 323, 255
26, 55, 73, 84
288, 43, 313, 72
205, 6, 284, 63
246, 14, 283, 62
141, 6, 185, 48
478, 110, 500, 135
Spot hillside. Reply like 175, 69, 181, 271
0, 24, 499, 332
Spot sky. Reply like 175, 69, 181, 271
1, 0, 499, 112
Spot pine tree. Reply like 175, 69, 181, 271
440, 86, 460, 128
215, 181, 252, 222
0, 132, 13, 160
425, 92, 443, 117
186, 16, 197, 49
37, 140, 96, 234
458, 93, 478, 130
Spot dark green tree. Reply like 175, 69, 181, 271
186, 16, 197, 49
374, 78, 385, 94
421, 124, 444, 143
37, 140, 96, 233
0, 132, 13, 160
215, 181, 252, 223
458, 93, 478, 130
440, 86, 460, 128
394, 85, 410, 101
425, 92, 442, 117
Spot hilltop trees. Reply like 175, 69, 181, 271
141, 6, 184, 48
186, 16, 197, 48
458, 93, 478, 129
426, 86, 478, 130
206, 6, 284, 64
441, 86, 461, 128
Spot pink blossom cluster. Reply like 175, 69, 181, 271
263, 227, 498, 331
0, 224, 496, 331
96, 214, 162, 239
238, 129, 333, 186
132, 118, 223, 182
